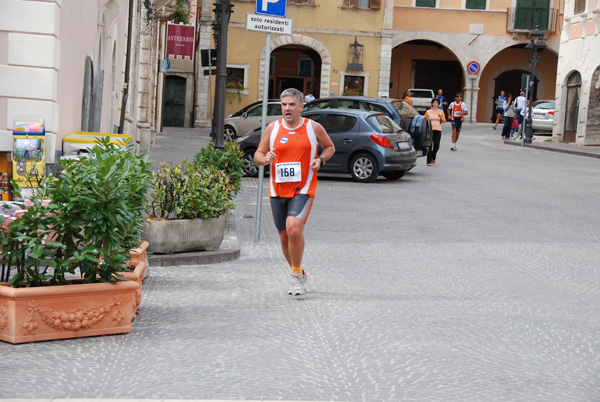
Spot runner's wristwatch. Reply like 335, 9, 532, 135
318, 156, 325, 165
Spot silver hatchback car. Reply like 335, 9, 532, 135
531, 100, 555, 133
224, 100, 282, 141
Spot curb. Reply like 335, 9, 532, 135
146, 213, 241, 267
504, 139, 600, 159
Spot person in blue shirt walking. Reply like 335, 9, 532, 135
434, 89, 448, 114
493, 90, 506, 130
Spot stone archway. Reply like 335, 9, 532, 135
585, 65, 600, 144
258, 35, 331, 99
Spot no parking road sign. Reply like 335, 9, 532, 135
467, 61, 480, 75
256, 0, 287, 17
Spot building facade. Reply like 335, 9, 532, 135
186, 0, 563, 126
553, 0, 600, 145
0, 0, 159, 159
178, 0, 562, 126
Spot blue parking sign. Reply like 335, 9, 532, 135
256, 0, 287, 17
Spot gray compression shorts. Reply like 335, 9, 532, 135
270, 194, 313, 231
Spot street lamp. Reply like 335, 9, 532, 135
523, 26, 547, 144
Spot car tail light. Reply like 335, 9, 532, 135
370, 135, 393, 149
547, 111, 555, 116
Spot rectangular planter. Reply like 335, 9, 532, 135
142, 216, 226, 254
0, 279, 140, 344
119, 260, 147, 314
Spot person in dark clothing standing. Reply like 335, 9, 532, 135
501, 94, 515, 140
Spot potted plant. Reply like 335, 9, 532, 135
226, 80, 245, 102
0, 138, 153, 344
143, 141, 243, 254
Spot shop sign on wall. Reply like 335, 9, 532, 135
166, 22, 195, 60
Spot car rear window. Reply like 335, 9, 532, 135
303, 100, 333, 111
411, 90, 434, 98
366, 114, 402, 134
533, 101, 555, 110
366, 103, 388, 114
391, 101, 418, 118
337, 100, 366, 110
267, 103, 282, 116
322, 114, 357, 133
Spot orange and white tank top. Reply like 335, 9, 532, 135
269, 118, 319, 198
450, 102, 465, 119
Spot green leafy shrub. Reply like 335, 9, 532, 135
146, 161, 235, 220
172, 0, 192, 24
1, 138, 153, 287
192, 141, 244, 195
147, 142, 243, 221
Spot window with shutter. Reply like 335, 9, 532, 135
344, 0, 380, 9
466, 0, 486, 9
514, 0, 550, 30
574, 0, 586, 14
416, 0, 436, 7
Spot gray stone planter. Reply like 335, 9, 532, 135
142, 216, 226, 254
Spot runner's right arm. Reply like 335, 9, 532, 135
254, 122, 276, 166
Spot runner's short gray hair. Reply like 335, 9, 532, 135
280, 88, 304, 104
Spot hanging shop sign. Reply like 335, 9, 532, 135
166, 22, 195, 60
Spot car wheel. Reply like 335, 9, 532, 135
224, 125, 237, 142
382, 170, 406, 180
350, 153, 379, 183
242, 149, 259, 177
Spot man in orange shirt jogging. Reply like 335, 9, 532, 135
448, 92, 469, 151
254, 88, 335, 296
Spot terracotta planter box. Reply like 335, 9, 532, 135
119, 260, 147, 314
126, 240, 149, 268
142, 216, 226, 254
0, 278, 140, 344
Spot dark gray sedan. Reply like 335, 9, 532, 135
236, 109, 417, 183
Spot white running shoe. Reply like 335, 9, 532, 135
288, 273, 306, 296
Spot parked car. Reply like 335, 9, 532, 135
223, 100, 282, 141
303, 96, 432, 156
530, 100, 555, 133
407, 88, 435, 114
236, 109, 417, 183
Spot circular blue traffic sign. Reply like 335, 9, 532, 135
467, 61, 480, 74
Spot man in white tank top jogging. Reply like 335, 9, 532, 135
448, 92, 469, 151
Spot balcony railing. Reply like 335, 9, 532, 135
506, 7, 560, 34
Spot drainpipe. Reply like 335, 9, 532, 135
118, 0, 135, 134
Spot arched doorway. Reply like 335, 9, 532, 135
163, 76, 186, 127
564, 71, 581, 143
492, 69, 535, 122
269, 46, 321, 99
390, 40, 463, 102
586, 66, 600, 143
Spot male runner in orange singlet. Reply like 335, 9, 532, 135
254, 88, 335, 296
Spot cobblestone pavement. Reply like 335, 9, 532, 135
1, 124, 599, 402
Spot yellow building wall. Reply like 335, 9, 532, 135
223, 1, 385, 115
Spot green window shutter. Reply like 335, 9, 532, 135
466, 0, 486, 10
416, 0, 436, 7
515, 0, 550, 30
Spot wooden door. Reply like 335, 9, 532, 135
563, 72, 581, 143
163, 76, 186, 127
